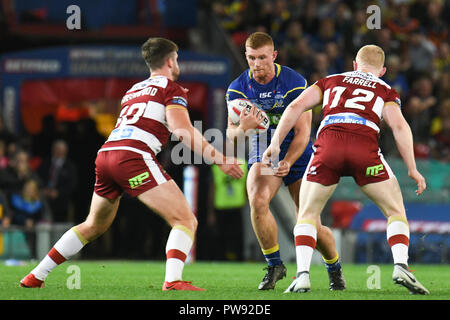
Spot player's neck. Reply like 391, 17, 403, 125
357, 68, 379, 78
150, 69, 174, 81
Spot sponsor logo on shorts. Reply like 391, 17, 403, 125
366, 164, 384, 176
129, 172, 150, 189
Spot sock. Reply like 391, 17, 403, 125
294, 220, 317, 274
165, 225, 194, 282
31, 227, 88, 281
262, 244, 282, 267
386, 216, 410, 266
323, 254, 341, 273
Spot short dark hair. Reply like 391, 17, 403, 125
141, 37, 178, 70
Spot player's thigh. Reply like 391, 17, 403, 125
298, 180, 337, 222
360, 176, 406, 218
246, 162, 283, 204
137, 179, 196, 230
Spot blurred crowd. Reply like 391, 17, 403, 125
0, 114, 105, 234
212, 0, 449, 161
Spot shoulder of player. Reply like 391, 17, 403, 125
226, 71, 250, 99
278, 65, 308, 97
279, 65, 306, 82
228, 70, 249, 89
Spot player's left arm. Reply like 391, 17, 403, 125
263, 85, 322, 164
382, 101, 426, 195
275, 110, 312, 177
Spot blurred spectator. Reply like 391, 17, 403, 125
386, 3, 420, 43
430, 99, 450, 162
2, 178, 46, 259
279, 21, 315, 75
371, 28, 400, 58
349, 9, 370, 53
298, 0, 319, 36
270, 0, 292, 45
405, 76, 438, 146
433, 42, 450, 80
406, 29, 437, 77
311, 52, 332, 80
0, 149, 41, 198
37, 139, 77, 223
31, 114, 60, 160
420, 0, 448, 47
309, 18, 342, 53
325, 42, 345, 74
383, 54, 409, 99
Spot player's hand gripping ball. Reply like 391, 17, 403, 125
227, 99, 270, 133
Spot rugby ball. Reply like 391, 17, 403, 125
227, 99, 270, 132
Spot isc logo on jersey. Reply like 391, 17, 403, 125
259, 92, 272, 98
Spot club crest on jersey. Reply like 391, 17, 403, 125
171, 96, 188, 107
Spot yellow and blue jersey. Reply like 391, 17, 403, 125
226, 63, 313, 185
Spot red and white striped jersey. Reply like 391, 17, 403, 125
100, 76, 188, 155
313, 70, 401, 138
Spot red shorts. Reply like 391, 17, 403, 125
305, 128, 393, 186
94, 147, 172, 199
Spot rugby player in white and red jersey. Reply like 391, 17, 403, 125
20, 38, 243, 291
264, 45, 429, 295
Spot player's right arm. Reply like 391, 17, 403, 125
382, 102, 426, 195
226, 106, 262, 143
225, 81, 261, 144
166, 106, 244, 179
263, 84, 322, 163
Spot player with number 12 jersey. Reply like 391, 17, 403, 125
308, 70, 401, 186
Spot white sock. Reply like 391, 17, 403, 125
164, 225, 194, 282
386, 216, 410, 266
31, 227, 88, 280
294, 222, 317, 274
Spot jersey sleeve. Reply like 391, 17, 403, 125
313, 77, 326, 93
283, 70, 308, 102
226, 78, 248, 103
164, 82, 189, 110
385, 87, 402, 108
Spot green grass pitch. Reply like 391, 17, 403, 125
1, 260, 449, 301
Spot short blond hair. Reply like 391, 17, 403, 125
245, 32, 274, 50
355, 45, 385, 70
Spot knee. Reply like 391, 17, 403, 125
171, 213, 198, 234
78, 221, 107, 241
249, 190, 271, 214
